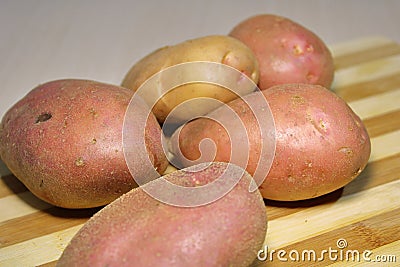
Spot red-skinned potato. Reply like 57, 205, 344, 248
0, 79, 168, 208
56, 162, 267, 267
170, 84, 371, 201
229, 14, 334, 90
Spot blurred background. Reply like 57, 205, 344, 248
1, 0, 399, 119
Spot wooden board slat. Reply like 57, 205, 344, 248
1, 36, 400, 266
332, 36, 400, 69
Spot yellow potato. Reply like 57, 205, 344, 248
121, 35, 259, 124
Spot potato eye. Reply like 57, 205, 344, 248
35, 113, 52, 123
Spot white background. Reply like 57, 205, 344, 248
0, 0, 399, 118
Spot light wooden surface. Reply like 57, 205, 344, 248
0, 36, 399, 266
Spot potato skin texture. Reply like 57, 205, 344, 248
121, 35, 259, 123
170, 84, 371, 201
0, 79, 168, 208
56, 162, 267, 267
229, 14, 334, 90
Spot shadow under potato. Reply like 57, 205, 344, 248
264, 187, 344, 209
2, 158, 377, 219
43, 205, 102, 219
1, 173, 101, 218
0, 158, 11, 177
263, 158, 378, 209
1, 174, 28, 195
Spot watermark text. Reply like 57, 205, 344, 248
257, 239, 397, 263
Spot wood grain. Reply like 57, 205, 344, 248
1, 37, 400, 266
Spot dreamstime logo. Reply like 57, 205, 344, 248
336, 238, 348, 249
257, 238, 398, 263
122, 61, 276, 207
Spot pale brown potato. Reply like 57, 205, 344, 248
170, 84, 371, 201
57, 162, 267, 267
121, 35, 260, 123
0, 79, 168, 208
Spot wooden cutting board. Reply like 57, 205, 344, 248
1, 36, 399, 267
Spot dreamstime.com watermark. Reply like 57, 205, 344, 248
257, 238, 398, 263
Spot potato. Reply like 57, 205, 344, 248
56, 162, 267, 267
121, 35, 259, 124
0, 79, 168, 208
229, 14, 334, 90
170, 84, 371, 201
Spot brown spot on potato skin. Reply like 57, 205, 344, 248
291, 95, 305, 105
89, 108, 98, 118
293, 44, 303, 55
319, 119, 327, 132
75, 157, 85, 167
338, 147, 353, 156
